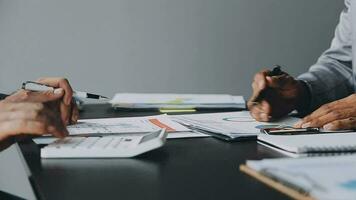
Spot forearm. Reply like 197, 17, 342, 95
296, 0, 353, 114
297, 57, 354, 113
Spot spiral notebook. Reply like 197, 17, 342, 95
258, 132, 356, 157
240, 155, 356, 200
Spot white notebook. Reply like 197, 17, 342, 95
242, 155, 356, 200
258, 132, 356, 157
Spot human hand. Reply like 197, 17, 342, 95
247, 69, 308, 121
6, 77, 79, 125
294, 94, 356, 130
0, 101, 68, 142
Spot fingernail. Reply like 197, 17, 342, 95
54, 88, 64, 95
301, 122, 311, 128
323, 123, 333, 130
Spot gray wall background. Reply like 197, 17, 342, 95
0, 0, 344, 99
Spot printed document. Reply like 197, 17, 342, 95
172, 111, 299, 139
110, 93, 245, 109
67, 115, 190, 136
246, 155, 356, 200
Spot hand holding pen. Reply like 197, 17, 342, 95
18, 78, 108, 125
5, 78, 85, 126
247, 65, 309, 122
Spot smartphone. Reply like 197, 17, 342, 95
261, 127, 320, 135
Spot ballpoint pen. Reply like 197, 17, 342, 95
22, 81, 109, 100
250, 65, 284, 104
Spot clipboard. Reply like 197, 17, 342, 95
239, 165, 315, 200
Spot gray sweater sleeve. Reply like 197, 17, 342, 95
297, 0, 354, 113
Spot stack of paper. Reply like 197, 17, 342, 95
172, 111, 299, 141
241, 155, 356, 200
110, 93, 245, 109
66, 115, 189, 136
34, 115, 208, 145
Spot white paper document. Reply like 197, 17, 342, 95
172, 111, 299, 140
33, 115, 207, 145
110, 93, 245, 109
67, 115, 190, 136
246, 155, 356, 200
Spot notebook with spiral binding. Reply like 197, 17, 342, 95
258, 132, 356, 157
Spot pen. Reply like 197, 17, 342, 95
22, 81, 109, 100
251, 65, 284, 104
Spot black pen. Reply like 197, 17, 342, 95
251, 65, 284, 104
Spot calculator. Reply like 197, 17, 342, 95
41, 129, 167, 158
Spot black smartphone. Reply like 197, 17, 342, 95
261, 127, 320, 135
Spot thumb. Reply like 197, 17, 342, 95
266, 75, 295, 89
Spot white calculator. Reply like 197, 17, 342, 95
41, 129, 167, 158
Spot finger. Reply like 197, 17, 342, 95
60, 101, 71, 125
0, 110, 42, 121
4, 89, 64, 103
25, 89, 64, 102
249, 70, 270, 104
37, 78, 73, 105
0, 102, 44, 112
0, 120, 48, 138
323, 117, 356, 131
250, 107, 264, 121
249, 100, 272, 115
42, 101, 69, 137
47, 124, 68, 138
253, 69, 270, 90
260, 100, 272, 116
249, 103, 272, 122
295, 99, 350, 127
70, 102, 79, 124
0, 104, 68, 139
303, 108, 355, 128
44, 113, 68, 138
265, 75, 295, 89
248, 82, 260, 104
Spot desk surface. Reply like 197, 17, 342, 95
21, 104, 289, 200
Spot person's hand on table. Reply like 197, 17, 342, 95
294, 94, 356, 131
247, 69, 308, 121
5, 77, 79, 125
0, 101, 68, 142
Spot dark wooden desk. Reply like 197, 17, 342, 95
21, 104, 289, 200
